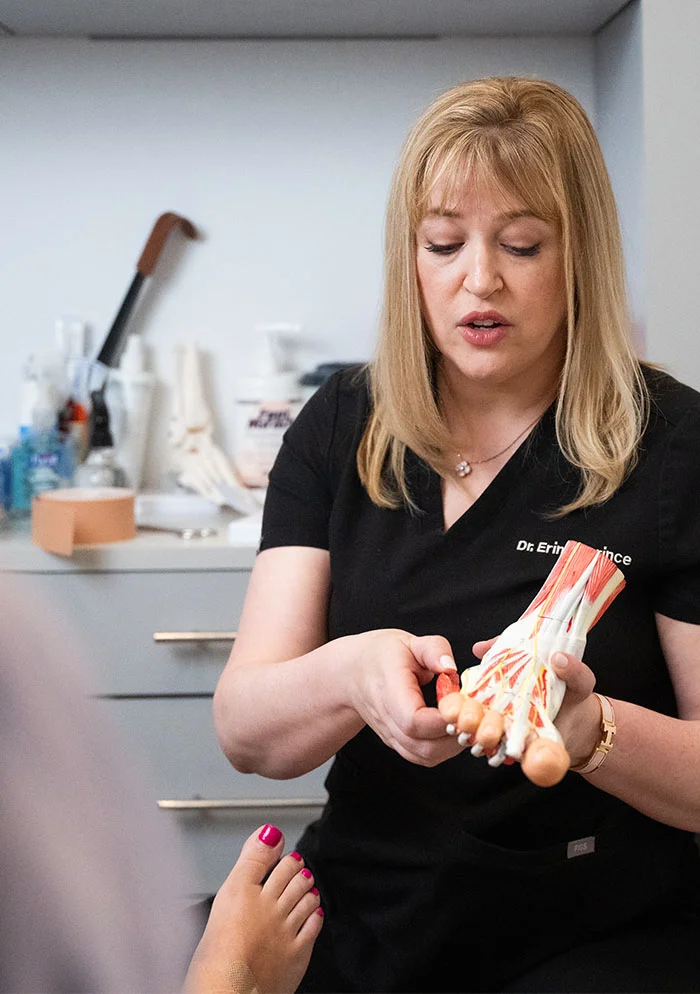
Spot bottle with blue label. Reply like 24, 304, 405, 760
0, 438, 12, 513
11, 357, 74, 514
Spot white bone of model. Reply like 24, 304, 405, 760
461, 541, 625, 767
168, 344, 260, 515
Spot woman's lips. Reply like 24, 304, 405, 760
459, 323, 509, 347
457, 311, 511, 347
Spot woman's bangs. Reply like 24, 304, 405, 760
415, 131, 562, 227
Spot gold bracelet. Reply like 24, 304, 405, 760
570, 693, 616, 775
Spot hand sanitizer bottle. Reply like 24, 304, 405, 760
11, 355, 73, 514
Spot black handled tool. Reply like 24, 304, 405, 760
96, 211, 198, 368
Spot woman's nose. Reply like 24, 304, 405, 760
461, 246, 503, 298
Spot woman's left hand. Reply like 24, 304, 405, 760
547, 649, 601, 769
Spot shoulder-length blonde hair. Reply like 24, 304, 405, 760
357, 76, 647, 516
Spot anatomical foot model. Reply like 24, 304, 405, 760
437, 541, 625, 787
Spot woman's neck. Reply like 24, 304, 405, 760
438, 367, 560, 425
437, 368, 559, 460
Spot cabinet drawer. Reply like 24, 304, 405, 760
103, 697, 330, 799
29, 570, 250, 694
172, 806, 326, 898
100, 696, 331, 897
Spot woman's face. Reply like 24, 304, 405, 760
415, 178, 568, 398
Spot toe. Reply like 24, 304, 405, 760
262, 850, 306, 900
225, 824, 285, 887
275, 864, 316, 916
287, 888, 322, 935
297, 905, 325, 945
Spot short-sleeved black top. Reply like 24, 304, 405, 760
260, 364, 700, 991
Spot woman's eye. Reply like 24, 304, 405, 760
425, 241, 462, 255
503, 243, 540, 257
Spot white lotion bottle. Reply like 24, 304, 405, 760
106, 333, 155, 491
233, 324, 302, 488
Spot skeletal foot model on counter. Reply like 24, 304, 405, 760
168, 344, 260, 516
437, 541, 625, 787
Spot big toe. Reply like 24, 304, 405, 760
230, 824, 285, 885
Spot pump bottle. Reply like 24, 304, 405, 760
232, 324, 302, 488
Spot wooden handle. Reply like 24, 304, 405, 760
137, 211, 197, 275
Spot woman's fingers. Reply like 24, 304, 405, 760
472, 636, 498, 660
550, 651, 596, 702
550, 651, 601, 765
406, 634, 457, 681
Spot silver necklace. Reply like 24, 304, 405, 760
454, 415, 541, 478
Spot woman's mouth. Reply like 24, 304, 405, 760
459, 318, 509, 346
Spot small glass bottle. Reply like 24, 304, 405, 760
74, 389, 126, 488
75, 447, 127, 488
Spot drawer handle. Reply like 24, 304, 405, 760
157, 797, 326, 811
153, 631, 237, 643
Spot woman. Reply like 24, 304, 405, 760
214, 77, 700, 992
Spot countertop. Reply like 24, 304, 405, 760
0, 513, 261, 573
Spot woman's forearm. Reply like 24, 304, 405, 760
582, 700, 700, 831
213, 635, 365, 779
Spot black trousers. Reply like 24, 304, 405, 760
297, 905, 700, 994
500, 910, 700, 993
294, 813, 700, 994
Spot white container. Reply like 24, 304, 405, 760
106, 334, 155, 491
232, 324, 302, 488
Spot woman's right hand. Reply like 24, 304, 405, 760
216, 549, 466, 777
343, 628, 466, 767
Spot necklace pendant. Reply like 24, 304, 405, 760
456, 459, 472, 478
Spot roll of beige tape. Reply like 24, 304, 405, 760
32, 487, 136, 556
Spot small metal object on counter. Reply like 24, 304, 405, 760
138, 524, 217, 540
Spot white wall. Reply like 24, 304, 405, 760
595, 0, 644, 349
641, 0, 700, 389
2, 37, 595, 487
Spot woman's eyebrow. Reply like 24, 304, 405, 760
423, 207, 540, 221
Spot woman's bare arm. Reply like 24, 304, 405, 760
213, 546, 461, 779
574, 613, 700, 832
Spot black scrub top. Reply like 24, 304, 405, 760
260, 364, 700, 993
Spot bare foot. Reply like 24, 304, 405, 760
184, 824, 324, 994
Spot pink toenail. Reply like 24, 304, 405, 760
316, 907, 324, 917
301, 868, 313, 879
290, 851, 302, 861
311, 887, 319, 895
258, 824, 282, 847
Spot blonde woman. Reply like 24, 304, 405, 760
214, 78, 700, 992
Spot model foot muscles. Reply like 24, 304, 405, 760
437, 541, 625, 786
184, 825, 323, 994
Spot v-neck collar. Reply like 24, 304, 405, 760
406, 402, 558, 542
